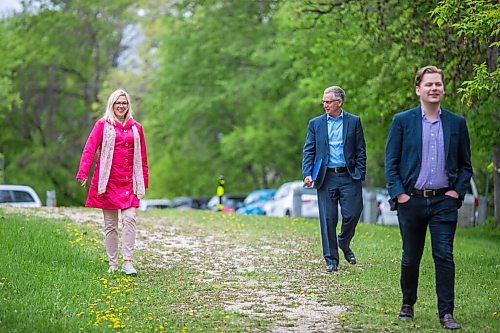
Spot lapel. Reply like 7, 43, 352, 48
342, 110, 349, 143
440, 109, 451, 160
413, 107, 423, 164
321, 114, 329, 147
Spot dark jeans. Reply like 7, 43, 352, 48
397, 194, 459, 317
317, 172, 363, 266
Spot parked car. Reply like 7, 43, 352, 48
376, 178, 479, 226
375, 189, 398, 226
0, 184, 42, 207
236, 189, 276, 215
264, 181, 319, 218
139, 199, 171, 211
458, 178, 479, 227
207, 194, 247, 212
170, 196, 209, 210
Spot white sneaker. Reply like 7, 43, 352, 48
121, 263, 137, 275
108, 266, 118, 273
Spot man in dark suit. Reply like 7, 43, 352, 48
302, 86, 366, 273
385, 65, 472, 330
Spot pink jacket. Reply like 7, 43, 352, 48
76, 118, 149, 209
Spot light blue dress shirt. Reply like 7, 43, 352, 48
327, 112, 346, 168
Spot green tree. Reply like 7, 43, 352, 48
276, 0, 495, 188
143, 0, 296, 198
432, 0, 499, 224
0, 0, 133, 205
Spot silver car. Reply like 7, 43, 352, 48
264, 181, 319, 218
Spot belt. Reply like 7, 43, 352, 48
411, 188, 449, 197
327, 167, 347, 173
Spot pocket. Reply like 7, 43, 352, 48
396, 196, 412, 213
437, 196, 459, 222
444, 194, 462, 208
398, 197, 412, 205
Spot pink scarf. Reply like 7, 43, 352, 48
98, 121, 145, 198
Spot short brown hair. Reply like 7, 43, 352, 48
415, 65, 444, 87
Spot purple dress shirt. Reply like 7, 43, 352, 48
415, 110, 449, 190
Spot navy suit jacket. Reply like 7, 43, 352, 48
385, 106, 473, 201
302, 111, 366, 189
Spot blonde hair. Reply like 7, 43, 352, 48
415, 65, 444, 87
103, 89, 134, 124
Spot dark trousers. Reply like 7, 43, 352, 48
317, 172, 363, 266
397, 194, 459, 317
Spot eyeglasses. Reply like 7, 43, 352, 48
322, 99, 340, 105
114, 101, 129, 107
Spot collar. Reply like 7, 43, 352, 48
327, 110, 343, 121
115, 118, 134, 128
421, 108, 441, 119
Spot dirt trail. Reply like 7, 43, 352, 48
3, 207, 346, 332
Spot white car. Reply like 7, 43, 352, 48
139, 199, 171, 211
376, 189, 398, 226
0, 184, 42, 207
377, 178, 479, 226
264, 181, 319, 218
458, 177, 480, 227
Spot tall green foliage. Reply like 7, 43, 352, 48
432, 0, 499, 220
1, 0, 496, 204
276, 0, 494, 187
431, 0, 499, 153
143, 0, 299, 198
143, 0, 497, 199
0, 0, 133, 205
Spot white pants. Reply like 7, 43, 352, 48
102, 207, 136, 267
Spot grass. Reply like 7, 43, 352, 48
0, 207, 499, 332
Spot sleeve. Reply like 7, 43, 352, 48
453, 117, 473, 199
355, 117, 367, 180
76, 121, 103, 179
384, 115, 405, 199
302, 120, 316, 180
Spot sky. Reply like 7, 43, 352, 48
0, 0, 21, 13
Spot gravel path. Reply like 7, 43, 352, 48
3, 207, 347, 332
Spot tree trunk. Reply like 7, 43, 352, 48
487, 35, 498, 74
494, 146, 500, 226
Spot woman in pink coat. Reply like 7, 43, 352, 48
77, 89, 148, 275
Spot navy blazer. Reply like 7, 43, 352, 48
302, 111, 366, 189
385, 106, 473, 200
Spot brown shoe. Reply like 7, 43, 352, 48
440, 314, 461, 330
398, 304, 413, 320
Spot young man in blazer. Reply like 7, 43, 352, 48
385, 66, 472, 330
302, 86, 366, 273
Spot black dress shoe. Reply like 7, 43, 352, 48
344, 251, 356, 265
398, 304, 414, 320
325, 263, 338, 272
440, 314, 461, 330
